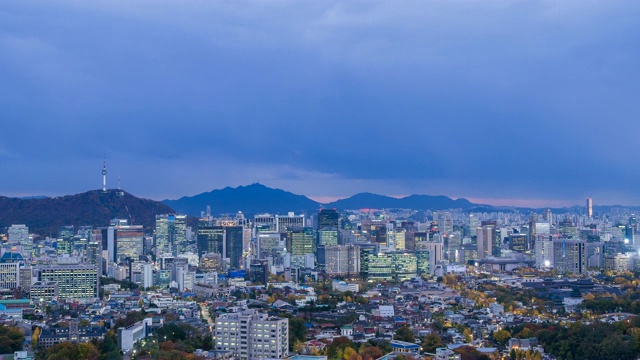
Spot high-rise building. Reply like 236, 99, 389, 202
288, 227, 314, 256
324, 245, 360, 276
276, 212, 305, 232
366, 253, 392, 281
195, 225, 244, 269
0, 263, 20, 291
476, 226, 494, 259
249, 260, 269, 285
395, 229, 406, 251
553, 238, 586, 275
155, 214, 187, 256
361, 220, 388, 244
142, 263, 154, 289
57, 226, 75, 256
214, 309, 288, 360
288, 227, 314, 267
225, 226, 244, 270
257, 232, 286, 259
8, 225, 31, 259
197, 226, 224, 258
535, 235, 554, 269
37, 265, 99, 299
392, 252, 417, 281
115, 225, 144, 263
253, 214, 276, 233
415, 250, 431, 276
318, 209, 340, 246
509, 234, 528, 253
586, 198, 593, 218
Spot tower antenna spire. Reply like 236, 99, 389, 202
102, 155, 107, 192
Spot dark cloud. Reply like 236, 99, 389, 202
1, 1, 640, 205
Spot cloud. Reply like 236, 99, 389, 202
1, 1, 640, 206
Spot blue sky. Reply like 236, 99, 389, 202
1, 1, 640, 206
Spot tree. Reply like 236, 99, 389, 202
394, 326, 415, 343
493, 329, 512, 344
0, 325, 24, 354
289, 317, 307, 351
421, 334, 444, 354
463, 328, 473, 343
343, 347, 358, 360
32, 327, 41, 348
359, 345, 383, 360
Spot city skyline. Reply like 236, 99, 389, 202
2, 1, 640, 207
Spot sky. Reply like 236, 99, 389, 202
1, 1, 640, 207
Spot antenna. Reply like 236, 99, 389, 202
118, 177, 121, 190
102, 155, 107, 192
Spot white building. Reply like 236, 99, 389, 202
215, 309, 288, 360
142, 263, 153, 289
535, 235, 554, 269
332, 280, 359, 293
118, 318, 152, 352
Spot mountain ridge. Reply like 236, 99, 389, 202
0, 189, 175, 236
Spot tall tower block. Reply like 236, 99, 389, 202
586, 197, 593, 218
102, 159, 107, 192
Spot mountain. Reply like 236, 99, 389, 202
163, 183, 321, 216
0, 190, 175, 236
325, 193, 477, 210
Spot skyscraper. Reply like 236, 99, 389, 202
275, 212, 305, 232
318, 208, 340, 246
324, 245, 360, 276
553, 238, 586, 275
586, 197, 593, 218
225, 226, 244, 270
115, 225, 144, 263
476, 225, 493, 259
8, 225, 30, 259
197, 226, 224, 258
155, 214, 187, 256
196, 225, 244, 269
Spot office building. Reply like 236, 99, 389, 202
155, 214, 187, 256
366, 253, 392, 281
196, 226, 243, 269
276, 212, 305, 232
197, 226, 225, 258
214, 309, 288, 360
324, 245, 360, 276
8, 225, 31, 259
257, 232, 286, 259
510, 234, 528, 253
37, 265, 99, 299
0, 263, 20, 290
553, 239, 586, 275
115, 225, 144, 263
30, 281, 59, 302
476, 226, 493, 259
535, 235, 555, 269
318, 209, 339, 246
254, 214, 276, 233
249, 261, 269, 285
392, 252, 417, 281
415, 250, 431, 276
586, 198, 593, 218
361, 220, 388, 244
395, 229, 406, 251
288, 227, 314, 267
